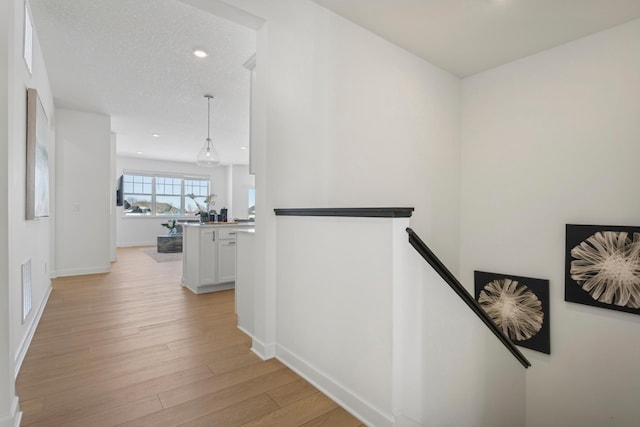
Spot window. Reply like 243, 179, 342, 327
155, 177, 181, 216
123, 175, 153, 215
184, 179, 209, 216
122, 173, 210, 217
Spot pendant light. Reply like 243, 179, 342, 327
196, 94, 220, 166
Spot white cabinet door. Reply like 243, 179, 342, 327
217, 239, 236, 283
199, 228, 217, 285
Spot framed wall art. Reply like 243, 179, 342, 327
26, 88, 49, 219
565, 224, 640, 316
475, 270, 550, 354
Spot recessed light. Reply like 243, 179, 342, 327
152, 133, 160, 138
240, 146, 247, 150
136, 151, 143, 155
193, 49, 208, 58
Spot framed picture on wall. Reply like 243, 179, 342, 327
565, 224, 640, 316
475, 271, 550, 354
26, 88, 49, 219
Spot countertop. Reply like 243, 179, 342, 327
183, 222, 254, 228
235, 228, 255, 234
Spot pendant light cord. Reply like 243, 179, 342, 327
205, 94, 213, 149
207, 96, 211, 145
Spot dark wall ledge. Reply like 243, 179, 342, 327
274, 207, 414, 218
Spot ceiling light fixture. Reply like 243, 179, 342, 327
152, 133, 160, 138
193, 49, 208, 58
196, 95, 220, 167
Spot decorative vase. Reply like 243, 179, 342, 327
199, 212, 209, 223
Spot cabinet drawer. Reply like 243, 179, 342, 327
218, 228, 238, 240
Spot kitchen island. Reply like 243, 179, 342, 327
181, 222, 254, 294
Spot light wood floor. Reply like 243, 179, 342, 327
16, 247, 364, 427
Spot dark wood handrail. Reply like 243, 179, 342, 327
274, 207, 414, 218
406, 228, 531, 368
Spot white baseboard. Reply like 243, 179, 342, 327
237, 325, 254, 339
251, 336, 275, 360
14, 285, 52, 378
183, 282, 234, 295
0, 396, 21, 427
237, 326, 270, 362
55, 265, 111, 277
276, 344, 393, 427
117, 242, 155, 247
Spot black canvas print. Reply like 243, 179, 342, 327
475, 271, 550, 354
565, 224, 640, 316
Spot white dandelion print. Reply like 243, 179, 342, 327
570, 231, 640, 308
478, 278, 543, 341
475, 271, 550, 354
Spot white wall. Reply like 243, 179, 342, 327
2, 0, 54, 424
231, 164, 254, 220
0, 2, 12, 424
276, 216, 397, 426
55, 109, 111, 276
275, 215, 526, 427
410, 256, 526, 427
183, 0, 463, 376
251, 1, 461, 270
116, 155, 233, 246
110, 133, 117, 261
460, 19, 640, 427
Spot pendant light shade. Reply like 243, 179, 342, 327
196, 95, 220, 166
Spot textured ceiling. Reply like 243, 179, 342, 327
30, 0, 640, 166
312, 0, 640, 77
29, 0, 256, 165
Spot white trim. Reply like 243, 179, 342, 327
0, 396, 21, 427
238, 326, 271, 362
117, 241, 156, 248
14, 285, 52, 378
276, 344, 393, 427
251, 336, 275, 360
122, 169, 210, 181
393, 412, 423, 427
236, 324, 253, 339
55, 265, 110, 277
11, 397, 20, 427
22, 1, 33, 75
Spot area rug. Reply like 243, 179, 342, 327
139, 247, 182, 263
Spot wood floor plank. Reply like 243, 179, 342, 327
22, 365, 213, 426
43, 364, 213, 412
176, 393, 280, 427
301, 407, 367, 427
267, 377, 320, 407
158, 358, 285, 408
239, 392, 338, 427
120, 369, 300, 427
16, 247, 362, 427
63, 395, 164, 427
208, 350, 263, 375
18, 398, 44, 419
